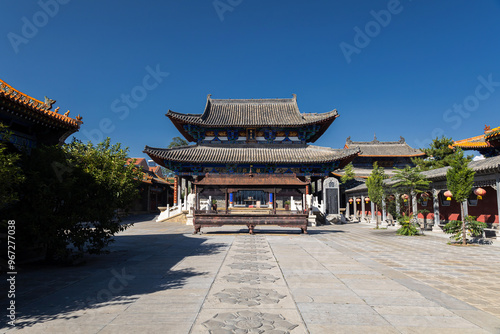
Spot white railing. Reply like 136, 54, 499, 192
156, 204, 181, 222
312, 196, 324, 214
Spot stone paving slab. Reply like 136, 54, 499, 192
2, 218, 500, 333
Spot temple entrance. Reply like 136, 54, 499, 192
235, 190, 268, 207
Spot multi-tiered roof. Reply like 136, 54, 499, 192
145, 95, 358, 177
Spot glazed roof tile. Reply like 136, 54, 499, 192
453, 134, 489, 148
453, 125, 500, 151
0, 79, 82, 129
144, 144, 360, 165
344, 136, 424, 157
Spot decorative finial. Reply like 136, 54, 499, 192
485, 125, 491, 132
373, 133, 378, 142
54, 107, 60, 113
399, 136, 405, 143
63, 110, 70, 117
346, 136, 352, 144
76, 114, 83, 121
43, 96, 56, 110
292, 93, 297, 100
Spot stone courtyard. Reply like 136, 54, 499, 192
3, 215, 500, 333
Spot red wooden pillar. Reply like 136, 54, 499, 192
305, 183, 309, 212
225, 188, 228, 214
174, 176, 178, 206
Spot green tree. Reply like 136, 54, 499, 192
366, 162, 386, 228
0, 123, 25, 209
444, 149, 476, 245
443, 216, 486, 244
340, 162, 356, 184
391, 166, 431, 235
10, 138, 141, 263
412, 136, 472, 171
168, 136, 189, 148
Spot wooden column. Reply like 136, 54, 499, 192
173, 176, 178, 206
273, 188, 276, 214
194, 184, 199, 211
225, 188, 228, 214
496, 177, 500, 224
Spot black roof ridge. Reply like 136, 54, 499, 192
346, 136, 408, 146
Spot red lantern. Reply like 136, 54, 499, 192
474, 187, 486, 200
356, 198, 361, 203
365, 197, 370, 203
388, 195, 395, 202
421, 192, 430, 199
401, 194, 409, 202
348, 198, 353, 203
444, 190, 453, 201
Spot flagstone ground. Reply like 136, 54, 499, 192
2, 215, 500, 333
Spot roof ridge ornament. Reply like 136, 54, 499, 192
43, 96, 56, 110
373, 133, 379, 143
399, 136, 405, 144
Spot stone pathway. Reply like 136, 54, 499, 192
2, 217, 500, 333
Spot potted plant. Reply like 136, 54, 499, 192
284, 200, 290, 211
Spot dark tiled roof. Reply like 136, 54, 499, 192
194, 174, 309, 186
346, 156, 500, 193
167, 94, 338, 128
144, 144, 360, 164
333, 167, 400, 178
344, 136, 424, 157
421, 155, 500, 180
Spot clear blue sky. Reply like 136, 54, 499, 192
2, 0, 500, 158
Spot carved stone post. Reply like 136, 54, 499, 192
382, 198, 387, 226
432, 188, 442, 232
370, 201, 375, 223
395, 192, 400, 217
361, 195, 366, 220
346, 197, 350, 217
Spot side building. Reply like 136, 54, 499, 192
126, 158, 172, 213
453, 125, 500, 157
335, 135, 424, 214
0, 78, 82, 149
339, 135, 424, 178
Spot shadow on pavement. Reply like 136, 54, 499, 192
2, 230, 226, 330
